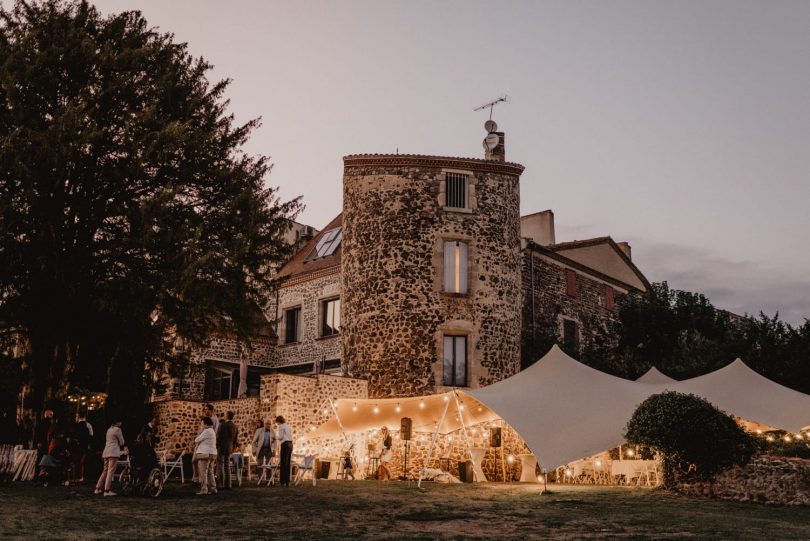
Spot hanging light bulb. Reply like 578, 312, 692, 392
419, 400, 425, 409
459, 403, 465, 411
352, 403, 358, 412
443, 395, 449, 402
373, 405, 379, 414
323, 409, 328, 416
626, 449, 635, 457
395, 404, 401, 413
507, 454, 515, 463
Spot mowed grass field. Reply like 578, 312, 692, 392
1, 480, 809, 540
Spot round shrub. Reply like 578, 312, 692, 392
625, 391, 755, 486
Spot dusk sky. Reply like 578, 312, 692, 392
98, 0, 810, 324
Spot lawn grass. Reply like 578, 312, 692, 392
1, 480, 809, 540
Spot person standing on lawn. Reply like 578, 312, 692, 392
276, 416, 293, 486
71, 410, 93, 483
216, 411, 238, 489
252, 419, 275, 467
203, 404, 219, 434
193, 416, 217, 495
95, 419, 125, 496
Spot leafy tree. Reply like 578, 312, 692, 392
625, 391, 755, 487
0, 0, 301, 435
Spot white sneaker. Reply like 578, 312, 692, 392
94, 489, 103, 494
195, 491, 208, 496
103, 491, 117, 497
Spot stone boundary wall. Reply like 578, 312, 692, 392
677, 456, 810, 506
151, 397, 261, 456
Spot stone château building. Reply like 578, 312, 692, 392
165, 124, 650, 403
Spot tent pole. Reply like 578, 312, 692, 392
452, 390, 478, 482
417, 395, 451, 489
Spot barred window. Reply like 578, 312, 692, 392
445, 173, 468, 209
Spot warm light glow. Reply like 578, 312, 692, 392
443, 395, 449, 402
795, 433, 804, 440
352, 404, 357, 412
565, 468, 572, 476
477, 406, 483, 413
595, 460, 602, 467
784, 435, 793, 442
395, 404, 401, 413
507, 454, 515, 463
373, 406, 379, 414
626, 449, 635, 457
459, 403, 465, 411
755, 429, 763, 435
323, 409, 328, 415
448, 435, 454, 442
766, 435, 775, 442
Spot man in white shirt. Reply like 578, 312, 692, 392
276, 416, 293, 486
203, 404, 219, 433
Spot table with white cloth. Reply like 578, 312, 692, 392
610, 460, 656, 485
517, 453, 539, 483
470, 448, 488, 482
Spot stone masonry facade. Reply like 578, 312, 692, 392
522, 248, 631, 362
272, 269, 342, 370
341, 155, 524, 398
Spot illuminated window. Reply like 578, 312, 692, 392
443, 240, 468, 294
443, 335, 467, 387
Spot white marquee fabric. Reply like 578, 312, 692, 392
307, 390, 499, 439
307, 345, 810, 473
669, 359, 810, 433
467, 346, 654, 471
635, 366, 676, 384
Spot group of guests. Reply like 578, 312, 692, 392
191, 404, 293, 495
31, 408, 96, 487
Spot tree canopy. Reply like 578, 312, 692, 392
0, 0, 301, 430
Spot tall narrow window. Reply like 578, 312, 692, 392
284, 307, 300, 344
605, 285, 615, 311
565, 270, 577, 296
443, 335, 467, 387
321, 298, 340, 337
445, 173, 468, 208
563, 319, 579, 354
443, 240, 468, 294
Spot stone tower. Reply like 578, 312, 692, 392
341, 142, 525, 398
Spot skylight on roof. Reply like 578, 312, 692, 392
309, 227, 342, 260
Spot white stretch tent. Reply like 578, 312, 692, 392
307, 345, 810, 474
308, 391, 499, 439
635, 366, 676, 384
670, 360, 810, 433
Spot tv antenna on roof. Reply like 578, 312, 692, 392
473, 94, 510, 120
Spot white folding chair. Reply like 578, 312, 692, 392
113, 457, 131, 481
293, 455, 316, 486
257, 456, 280, 486
229, 453, 243, 487
161, 450, 185, 483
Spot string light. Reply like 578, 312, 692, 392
507, 454, 515, 463
395, 404, 401, 413
443, 396, 449, 402
373, 405, 379, 414
766, 435, 775, 442
352, 403, 357, 412
626, 449, 635, 457
595, 460, 602, 467
419, 400, 425, 410
755, 429, 763, 435
784, 435, 793, 443
458, 404, 465, 411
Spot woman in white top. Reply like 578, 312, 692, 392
95, 420, 125, 496
193, 417, 217, 495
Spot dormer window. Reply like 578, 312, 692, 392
307, 227, 342, 260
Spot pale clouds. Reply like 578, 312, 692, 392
631, 240, 810, 326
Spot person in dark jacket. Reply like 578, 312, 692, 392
216, 411, 238, 489
70, 410, 93, 483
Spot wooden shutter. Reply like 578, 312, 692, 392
605, 285, 615, 310
566, 270, 577, 296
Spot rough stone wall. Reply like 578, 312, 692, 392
341, 156, 524, 398
521, 251, 632, 357
151, 373, 367, 457
272, 270, 342, 369
153, 332, 276, 402
677, 456, 810, 506
151, 397, 261, 456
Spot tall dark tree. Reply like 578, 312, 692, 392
0, 0, 301, 433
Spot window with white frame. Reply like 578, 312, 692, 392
442, 335, 467, 387
445, 172, 468, 209
321, 298, 340, 337
443, 240, 468, 294
307, 227, 342, 260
